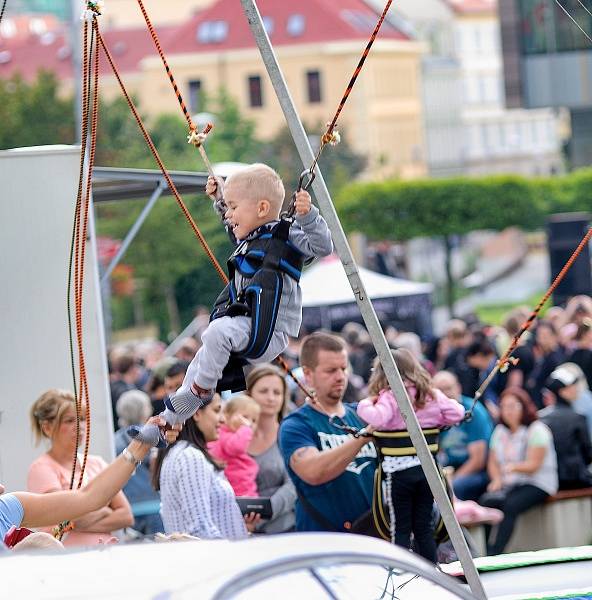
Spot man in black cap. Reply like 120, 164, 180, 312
539, 366, 592, 490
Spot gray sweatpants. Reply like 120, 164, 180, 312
179, 316, 288, 392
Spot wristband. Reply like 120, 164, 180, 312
122, 447, 143, 473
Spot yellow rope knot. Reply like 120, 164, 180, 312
187, 123, 213, 148
82, 0, 104, 20
498, 356, 519, 373
321, 127, 340, 147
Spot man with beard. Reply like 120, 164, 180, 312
279, 332, 377, 532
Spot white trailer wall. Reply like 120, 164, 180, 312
0, 145, 113, 492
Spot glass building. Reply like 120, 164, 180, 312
500, 0, 592, 166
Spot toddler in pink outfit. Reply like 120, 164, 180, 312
209, 395, 260, 497
357, 348, 464, 563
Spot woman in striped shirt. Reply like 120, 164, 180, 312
153, 394, 258, 539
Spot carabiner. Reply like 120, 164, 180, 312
283, 169, 316, 220
297, 168, 315, 192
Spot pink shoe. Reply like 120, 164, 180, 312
454, 500, 503, 525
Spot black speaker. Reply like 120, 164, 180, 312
547, 213, 592, 306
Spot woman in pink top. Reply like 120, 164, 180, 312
209, 394, 260, 496
357, 349, 464, 562
27, 389, 133, 546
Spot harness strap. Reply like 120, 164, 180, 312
373, 428, 440, 457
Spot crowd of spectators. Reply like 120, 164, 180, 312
5, 293, 592, 560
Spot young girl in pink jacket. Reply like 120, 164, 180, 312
209, 395, 260, 497
357, 348, 464, 562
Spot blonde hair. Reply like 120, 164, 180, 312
29, 389, 76, 445
12, 532, 65, 552
224, 394, 261, 420
368, 348, 432, 409
226, 163, 285, 215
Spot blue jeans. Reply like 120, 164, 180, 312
453, 471, 489, 501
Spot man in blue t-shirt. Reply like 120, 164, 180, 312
279, 332, 377, 532
433, 371, 493, 501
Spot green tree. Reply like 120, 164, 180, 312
204, 87, 263, 164
95, 88, 263, 171
96, 193, 233, 338
0, 71, 74, 150
336, 176, 542, 315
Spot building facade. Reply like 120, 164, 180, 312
136, 0, 427, 179
0, 0, 427, 180
393, 0, 564, 176
499, 0, 592, 168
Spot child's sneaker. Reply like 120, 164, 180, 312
163, 383, 214, 423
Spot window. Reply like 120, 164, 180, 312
197, 20, 229, 44
306, 70, 322, 103
519, 0, 592, 54
341, 9, 379, 32
262, 16, 274, 36
248, 75, 263, 108
287, 14, 305, 37
188, 80, 202, 113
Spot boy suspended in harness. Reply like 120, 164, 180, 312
356, 348, 465, 563
135, 164, 332, 443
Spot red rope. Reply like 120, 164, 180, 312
471, 226, 592, 409
309, 0, 394, 176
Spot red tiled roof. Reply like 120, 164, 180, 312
0, 25, 175, 81
446, 0, 497, 14
0, 0, 410, 82
166, 0, 409, 54
0, 14, 61, 41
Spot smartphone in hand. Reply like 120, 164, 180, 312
236, 497, 272, 520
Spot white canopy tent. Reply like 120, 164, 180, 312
301, 256, 434, 335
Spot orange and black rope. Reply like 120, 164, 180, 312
96, 26, 228, 284
67, 18, 91, 491
135, 0, 196, 132
275, 355, 314, 401
323, 0, 394, 146
469, 225, 592, 415
58, 15, 100, 540
288, 0, 394, 212
75, 16, 101, 489
310, 0, 394, 176
0, 0, 7, 28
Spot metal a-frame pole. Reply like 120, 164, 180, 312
240, 2, 486, 598
100, 180, 166, 285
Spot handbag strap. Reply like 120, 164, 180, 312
296, 490, 342, 532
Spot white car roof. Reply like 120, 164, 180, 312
2, 532, 471, 599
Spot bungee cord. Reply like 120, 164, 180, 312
134, 0, 215, 176
284, 0, 394, 217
